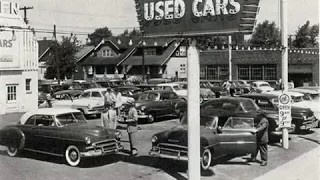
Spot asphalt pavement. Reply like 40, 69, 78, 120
0, 113, 319, 180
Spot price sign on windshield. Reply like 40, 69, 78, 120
278, 93, 292, 128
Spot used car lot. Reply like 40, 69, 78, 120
0, 113, 319, 180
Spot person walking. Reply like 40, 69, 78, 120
101, 104, 118, 129
104, 88, 116, 107
250, 113, 269, 166
114, 89, 123, 116
126, 101, 138, 156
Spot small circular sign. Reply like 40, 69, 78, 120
279, 94, 290, 104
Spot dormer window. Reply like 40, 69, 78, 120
102, 49, 113, 57
144, 48, 156, 56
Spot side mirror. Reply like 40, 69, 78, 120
217, 126, 222, 134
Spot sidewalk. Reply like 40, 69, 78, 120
254, 146, 320, 180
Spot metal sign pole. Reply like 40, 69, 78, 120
228, 36, 232, 81
281, 0, 289, 149
187, 39, 201, 179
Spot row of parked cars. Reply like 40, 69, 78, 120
0, 80, 319, 170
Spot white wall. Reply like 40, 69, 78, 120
163, 57, 187, 79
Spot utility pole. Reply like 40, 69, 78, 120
53, 24, 61, 85
281, 0, 289, 149
19, 6, 33, 24
228, 36, 232, 81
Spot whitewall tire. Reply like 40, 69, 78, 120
65, 145, 81, 166
7, 146, 19, 157
201, 149, 212, 170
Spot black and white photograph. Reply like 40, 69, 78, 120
0, 0, 319, 179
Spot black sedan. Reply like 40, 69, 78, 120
0, 108, 123, 166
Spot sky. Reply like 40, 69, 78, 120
12, 0, 319, 44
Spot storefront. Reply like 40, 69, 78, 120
0, 1, 38, 114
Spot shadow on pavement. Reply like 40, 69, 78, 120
298, 136, 320, 145
211, 155, 252, 166
293, 129, 315, 135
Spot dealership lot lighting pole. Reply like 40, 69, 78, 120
187, 39, 201, 179
281, 0, 289, 149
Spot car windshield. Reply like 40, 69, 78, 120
180, 114, 217, 129
310, 93, 320, 100
56, 112, 87, 126
259, 83, 270, 87
241, 100, 259, 112
173, 85, 183, 91
291, 96, 303, 103
139, 93, 158, 101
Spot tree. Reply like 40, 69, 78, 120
45, 35, 79, 83
250, 20, 280, 47
293, 21, 319, 48
88, 27, 113, 46
118, 28, 142, 38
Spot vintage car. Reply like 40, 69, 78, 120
200, 80, 225, 97
251, 81, 275, 93
114, 86, 142, 100
179, 97, 294, 142
0, 108, 123, 166
156, 83, 188, 100
149, 112, 257, 170
175, 82, 216, 103
120, 90, 186, 123
148, 78, 172, 85
38, 84, 63, 105
230, 80, 251, 94
240, 93, 318, 132
50, 89, 105, 116
135, 84, 157, 92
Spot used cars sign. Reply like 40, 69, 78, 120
135, 0, 260, 37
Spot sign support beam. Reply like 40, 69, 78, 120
187, 39, 201, 179
281, 0, 289, 149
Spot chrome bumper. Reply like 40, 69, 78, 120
149, 149, 188, 161
271, 124, 296, 136
81, 144, 124, 157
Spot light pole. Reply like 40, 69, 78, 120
142, 39, 146, 82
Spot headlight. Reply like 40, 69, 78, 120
87, 104, 92, 109
85, 137, 91, 145
151, 135, 158, 143
140, 106, 146, 111
302, 115, 307, 120
115, 131, 122, 139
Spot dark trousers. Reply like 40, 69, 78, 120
128, 132, 137, 152
252, 143, 268, 162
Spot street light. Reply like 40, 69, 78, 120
142, 40, 146, 82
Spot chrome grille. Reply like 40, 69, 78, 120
87, 139, 118, 152
158, 143, 188, 156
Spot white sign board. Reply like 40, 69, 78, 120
278, 93, 292, 128
0, 30, 19, 68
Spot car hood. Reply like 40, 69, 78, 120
73, 98, 104, 107
175, 90, 188, 97
162, 126, 188, 146
62, 123, 115, 138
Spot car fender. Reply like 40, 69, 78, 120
0, 127, 25, 150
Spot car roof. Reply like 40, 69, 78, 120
241, 93, 278, 98
20, 108, 81, 124
84, 88, 107, 92
252, 81, 269, 84
157, 83, 180, 86
53, 90, 83, 95
266, 90, 304, 97
291, 88, 319, 94
205, 97, 253, 102
143, 90, 174, 94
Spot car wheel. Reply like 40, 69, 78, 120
200, 96, 204, 103
65, 145, 81, 167
147, 113, 156, 123
201, 149, 212, 170
6, 146, 19, 157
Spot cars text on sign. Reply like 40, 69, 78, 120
135, 0, 261, 37
278, 93, 292, 128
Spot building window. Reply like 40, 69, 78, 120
264, 65, 277, 80
144, 48, 156, 56
207, 66, 218, 80
102, 49, 112, 57
175, 46, 187, 57
180, 64, 186, 74
200, 66, 206, 79
26, 79, 31, 92
251, 65, 262, 80
7, 85, 17, 102
238, 65, 250, 80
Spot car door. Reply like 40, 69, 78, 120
159, 93, 172, 116
168, 92, 180, 114
216, 117, 256, 156
33, 115, 59, 153
18, 115, 39, 150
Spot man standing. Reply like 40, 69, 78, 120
101, 104, 118, 129
104, 88, 116, 107
250, 113, 269, 166
114, 89, 123, 116
126, 101, 138, 156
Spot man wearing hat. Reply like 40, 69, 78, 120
126, 100, 138, 156
104, 88, 116, 107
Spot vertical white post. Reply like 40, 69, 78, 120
228, 36, 232, 81
281, 0, 289, 149
187, 39, 201, 179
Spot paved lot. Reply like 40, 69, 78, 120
0, 113, 319, 180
